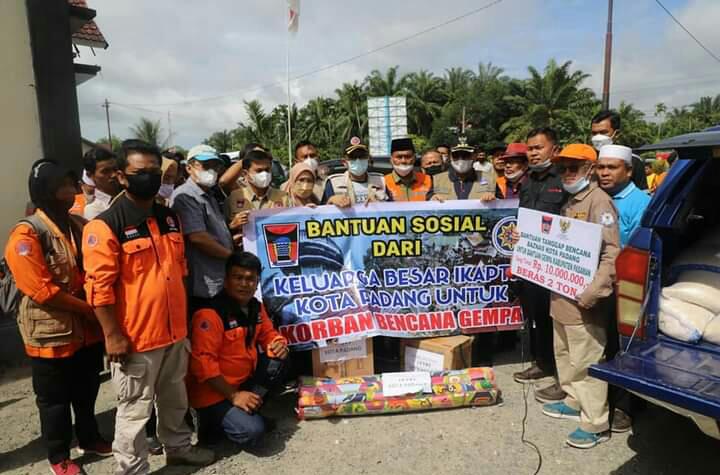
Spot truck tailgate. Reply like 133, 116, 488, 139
590, 339, 720, 419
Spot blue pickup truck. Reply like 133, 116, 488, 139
589, 130, 720, 439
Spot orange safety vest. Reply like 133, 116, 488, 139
496, 176, 508, 198
384, 172, 432, 202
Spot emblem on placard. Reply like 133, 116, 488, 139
492, 216, 517, 257
559, 219, 571, 234
541, 215, 553, 234
263, 223, 300, 268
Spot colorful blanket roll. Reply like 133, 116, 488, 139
297, 367, 500, 420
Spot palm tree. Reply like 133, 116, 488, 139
403, 70, 447, 137
500, 59, 595, 142
129, 118, 166, 148
335, 81, 368, 138
365, 66, 408, 97
443, 67, 474, 103
203, 130, 234, 152
476, 61, 504, 84
238, 100, 272, 145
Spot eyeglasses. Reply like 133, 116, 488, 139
557, 163, 583, 174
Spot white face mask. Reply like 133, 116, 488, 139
451, 159, 474, 174
195, 168, 218, 188
251, 171, 272, 189
505, 169, 525, 182
563, 176, 590, 194
393, 163, 414, 177
158, 183, 174, 199
348, 159, 369, 176
304, 158, 319, 172
591, 134, 613, 150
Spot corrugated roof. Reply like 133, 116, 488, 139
68, 0, 108, 49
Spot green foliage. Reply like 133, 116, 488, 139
129, 118, 167, 148
197, 60, 720, 158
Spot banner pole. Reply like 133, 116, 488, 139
286, 31, 292, 169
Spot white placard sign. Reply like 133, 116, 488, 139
382, 371, 432, 397
511, 207, 602, 300
404, 347, 445, 372
318, 339, 368, 363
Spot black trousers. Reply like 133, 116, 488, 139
518, 281, 556, 373
30, 343, 103, 464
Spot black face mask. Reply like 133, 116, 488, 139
124, 170, 162, 199
424, 165, 444, 176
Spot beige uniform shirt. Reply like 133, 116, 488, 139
224, 185, 289, 220
550, 182, 620, 325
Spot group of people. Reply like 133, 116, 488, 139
5, 108, 658, 474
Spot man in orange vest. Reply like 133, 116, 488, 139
384, 137, 433, 202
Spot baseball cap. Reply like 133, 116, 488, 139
554, 143, 598, 162
501, 143, 528, 160
598, 144, 632, 165
187, 144, 220, 162
344, 136, 369, 158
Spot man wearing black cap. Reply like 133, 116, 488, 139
5, 160, 110, 475
384, 137, 433, 201
432, 139, 496, 201
322, 137, 387, 206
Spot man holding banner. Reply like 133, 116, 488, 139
541, 144, 620, 449
384, 137, 433, 202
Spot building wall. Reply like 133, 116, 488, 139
0, 0, 43, 251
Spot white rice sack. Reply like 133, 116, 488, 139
703, 316, 720, 346
662, 271, 720, 314
658, 296, 714, 343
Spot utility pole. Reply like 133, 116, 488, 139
167, 110, 173, 147
601, 0, 614, 110
102, 98, 112, 145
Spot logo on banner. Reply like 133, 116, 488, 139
541, 215, 553, 234
559, 219, 571, 234
263, 223, 300, 268
491, 216, 517, 257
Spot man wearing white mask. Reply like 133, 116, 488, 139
323, 137, 386, 207
171, 145, 234, 309
431, 139, 495, 201
590, 110, 647, 190
541, 143, 620, 449
384, 137, 434, 202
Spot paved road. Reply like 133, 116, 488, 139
1, 347, 718, 475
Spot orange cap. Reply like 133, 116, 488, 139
554, 143, 597, 162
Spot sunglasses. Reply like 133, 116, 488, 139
557, 163, 584, 174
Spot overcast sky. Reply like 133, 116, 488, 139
76, 0, 720, 149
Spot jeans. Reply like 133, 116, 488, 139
30, 343, 104, 464
196, 354, 286, 446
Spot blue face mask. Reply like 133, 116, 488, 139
562, 176, 590, 194
348, 159, 369, 176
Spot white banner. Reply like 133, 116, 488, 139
511, 208, 602, 300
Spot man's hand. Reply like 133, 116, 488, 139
229, 211, 250, 231
430, 194, 445, 203
328, 195, 352, 208
510, 229, 520, 245
268, 339, 289, 360
576, 291, 594, 310
232, 233, 243, 246
231, 390, 263, 414
105, 332, 131, 363
480, 192, 496, 202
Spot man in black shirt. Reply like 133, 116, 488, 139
515, 127, 568, 404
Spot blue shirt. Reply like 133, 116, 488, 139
170, 179, 233, 298
612, 182, 651, 247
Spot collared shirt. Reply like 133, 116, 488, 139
171, 179, 233, 299
611, 182, 651, 247
83, 195, 188, 353
502, 174, 528, 200
224, 185, 289, 219
549, 182, 620, 326
83, 188, 113, 220
449, 168, 481, 200
519, 165, 568, 214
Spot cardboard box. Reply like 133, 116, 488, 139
312, 338, 374, 379
400, 335, 474, 372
